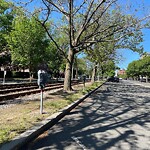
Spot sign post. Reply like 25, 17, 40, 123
40, 88, 44, 114
37, 69, 47, 114
82, 75, 86, 91
3, 71, 6, 85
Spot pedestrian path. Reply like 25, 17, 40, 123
22, 81, 150, 150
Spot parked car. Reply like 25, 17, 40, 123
108, 76, 119, 82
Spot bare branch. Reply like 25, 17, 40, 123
73, 0, 87, 16
75, 0, 116, 45
45, 0, 69, 16
74, 0, 94, 44
86, 0, 116, 30
17, 0, 34, 7
41, 0, 51, 25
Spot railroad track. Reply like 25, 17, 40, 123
0, 80, 64, 89
0, 80, 81, 103
0, 82, 37, 89
0, 83, 63, 94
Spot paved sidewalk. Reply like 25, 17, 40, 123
22, 81, 150, 150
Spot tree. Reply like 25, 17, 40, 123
126, 60, 141, 80
12, 0, 149, 90
126, 55, 150, 82
7, 12, 49, 79
0, 0, 13, 68
139, 56, 150, 82
102, 60, 116, 77
85, 38, 117, 83
46, 42, 65, 78
76, 57, 87, 76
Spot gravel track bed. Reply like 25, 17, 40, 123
0, 87, 63, 110
0, 83, 87, 110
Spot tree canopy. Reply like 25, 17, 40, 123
0, 0, 13, 67
27, 0, 147, 90
126, 55, 150, 82
1, 0, 150, 90
6, 11, 50, 75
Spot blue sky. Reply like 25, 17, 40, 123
117, 29, 150, 69
116, 0, 150, 69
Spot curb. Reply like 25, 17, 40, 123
0, 82, 105, 150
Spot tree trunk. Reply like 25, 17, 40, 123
91, 65, 97, 84
64, 48, 74, 91
75, 57, 78, 79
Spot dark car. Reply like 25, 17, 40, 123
108, 76, 119, 82
114, 76, 119, 82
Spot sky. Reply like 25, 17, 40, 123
117, 29, 150, 69
116, 0, 150, 69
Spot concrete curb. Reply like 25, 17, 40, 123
0, 82, 105, 150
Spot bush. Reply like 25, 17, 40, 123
12, 72, 30, 78
0, 71, 12, 78
0, 71, 29, 78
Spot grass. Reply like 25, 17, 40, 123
0, 81, 103, 145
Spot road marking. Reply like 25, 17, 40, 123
72, 136, 87, 150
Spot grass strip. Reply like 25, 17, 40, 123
0, 81, 103, 145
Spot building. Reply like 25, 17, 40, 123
118, 69, 126, 75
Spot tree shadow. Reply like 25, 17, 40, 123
20, 82, 150, 150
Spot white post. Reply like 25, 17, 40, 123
3, 71, 6, 85
40, 89, 43, 114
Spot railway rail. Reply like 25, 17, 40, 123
0, 79, 64, 89
0, 83, 63, 94
0, 82, 37, 89
0, 80, 82, 103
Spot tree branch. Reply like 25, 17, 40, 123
45, 0, 69, 16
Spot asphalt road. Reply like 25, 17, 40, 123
22, 80, 150, 150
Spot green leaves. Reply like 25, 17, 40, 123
126, 55, 150, 78
0, 0, 13, 49
7, 13, 49, 72
0, 0, 14, 66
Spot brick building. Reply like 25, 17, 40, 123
118, 69, 126, 75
